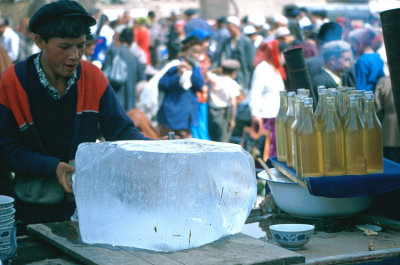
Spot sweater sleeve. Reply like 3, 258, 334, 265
0, 104, 61, 178
99, 84, 150, 141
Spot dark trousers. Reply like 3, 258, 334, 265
15, 197, 75, 234
208, 107, 232, 142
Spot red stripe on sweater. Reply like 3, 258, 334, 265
0, 65, 33, 127
77, 61, 108, 113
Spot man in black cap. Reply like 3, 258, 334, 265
0, 0, 148, 228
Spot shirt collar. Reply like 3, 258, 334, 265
34, 52, 78, 100
323, 67, 342, 87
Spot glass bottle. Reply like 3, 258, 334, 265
299, 97, 324, 177
291, 95, 304, 170
284, 92, 296, 167
344, 95, 367, 175
276, 91, 288, 162
338, 87, 349, 127
314, 89, 329, 127
363, 93, 383, 173
295, 97, 306, 178
322, 97, 345, 176
361, 91, 373, 122
329, 89, 340, 115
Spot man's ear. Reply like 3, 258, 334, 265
32, 33, 45, 49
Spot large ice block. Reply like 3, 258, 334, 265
73, 139, 257, 252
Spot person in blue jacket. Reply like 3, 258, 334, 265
0, 0, 148, 227
157, 36, 205, 138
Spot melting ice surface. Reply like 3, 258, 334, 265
73, 139, 257, 252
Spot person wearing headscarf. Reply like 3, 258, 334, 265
349, 28, 385, 92
248, 39, 285, 158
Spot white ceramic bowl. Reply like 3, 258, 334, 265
0, 217, 13, 228
258, 169, 372, 218
0, 196, 14, 209
0, 206, 14, 216
269, 224, 314, 249
0, 208, 15, 221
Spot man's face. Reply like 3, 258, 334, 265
34, 35, 86, 79
227, 24, 240, 37
335, 51, 352, 75
184, 44, 202, 65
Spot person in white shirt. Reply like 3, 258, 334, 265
207, 59, 241, 142
0, 16, 20, 62
249, 40, 285, 157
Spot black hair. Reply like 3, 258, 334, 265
34, 16, 90, 42
317, 22, 343, 44
119, 27, 134, 45
222, 67, 236, 75
148, 11, 156, 18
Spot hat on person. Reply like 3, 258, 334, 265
28, 0, 96, 34
187, 28, 211, 41
248, 12, 265, 28
226, 16, 241, 28
243, 25, 257, 35
180, 35, 202, 51
221, 59, 241, 70
271, 14, 288, 25
275, 27, 291, 38
321, 40, 351, 60
184, 8, 197, 16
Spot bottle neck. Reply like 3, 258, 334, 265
287, 97, 295, 116
280, 95, 288, 110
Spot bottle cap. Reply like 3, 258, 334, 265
304, 97, 313, 104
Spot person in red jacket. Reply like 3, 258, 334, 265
0, 0, 148, 228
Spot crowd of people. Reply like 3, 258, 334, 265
0, 0, 399, 227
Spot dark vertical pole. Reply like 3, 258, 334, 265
380, 8, 400, 132
283, 48, 316, 104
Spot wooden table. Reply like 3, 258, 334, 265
20, 221, 305, 265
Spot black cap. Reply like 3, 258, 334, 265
28, 0, 96, 34
184, 8, 197, 16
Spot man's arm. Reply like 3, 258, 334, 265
99, 85, 149, 141
0, 104, 61, 178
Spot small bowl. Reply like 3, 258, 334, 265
0, 196, 14, 209
0, 208, 15, 221
269, 224, 314, 250
0, 206, 14, 216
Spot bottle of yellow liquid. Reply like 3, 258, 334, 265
291, 95, 304, 170
329, 89, 340, 115
322, 97, 345, 176
276, 91, 288, 162
338, 87, 349, 127
361, 91, 373, 122
314, 89, 329, 127
284, 92, 296, 167
344, 95, 367, 175
295, 97, 306, 178
363, 93, 383, 173
299, 97, 324, 177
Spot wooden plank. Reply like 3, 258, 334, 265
28, 222, 305, 265
166, 233, 304, 265
269, 159, 309, 189
27, 222, 178, 265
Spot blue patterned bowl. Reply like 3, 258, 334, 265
269, 224, 314, 250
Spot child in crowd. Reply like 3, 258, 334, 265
207, 59, 241, 142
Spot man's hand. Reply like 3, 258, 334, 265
56, 162, 75, 193
177, 61, 192, 76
